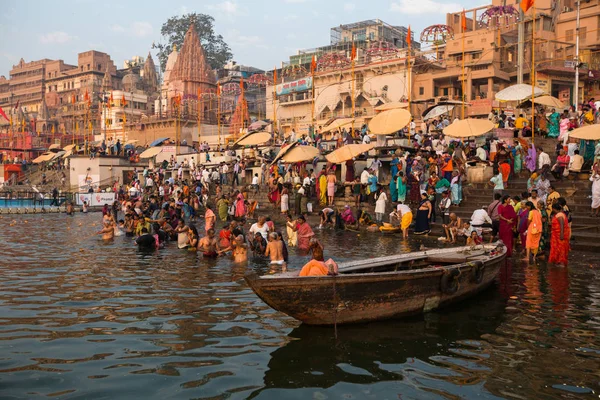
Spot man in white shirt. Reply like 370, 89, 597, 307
567, 142, 578, 157
470, 207, 492, 226
360, 169, 370, 185
538, 148, 551, 170
145, 175, 154, 190
369, 157, 382, 179
476, 146, 487, 161
362, 134, 371, 144
409, 119, 416, 136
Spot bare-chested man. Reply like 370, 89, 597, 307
443, 213, 462, 244
231, 235, 248, 264
198, 228, 220, 258
265, 232, 287, 272
97, 221, 115, 241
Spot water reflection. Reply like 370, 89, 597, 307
0, 213, 599, 399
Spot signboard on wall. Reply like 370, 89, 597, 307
536, 72, 549, 90
78, 174, 99, 191
468, 99, 492, 116
276, 77, 313, 96
75, 192, 116, 206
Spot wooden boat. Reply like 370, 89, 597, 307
244, 243, 507, 325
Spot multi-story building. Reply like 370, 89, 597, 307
44, 51, 119, 138
0, 58, 53, 116
289, 19, 419, 66
414, 0, 600, 115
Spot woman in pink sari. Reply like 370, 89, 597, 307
234, 193, 247, 219
293, 215, 314, 250
498, 195, 517, 256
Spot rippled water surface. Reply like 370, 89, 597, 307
1, 213, 599, 399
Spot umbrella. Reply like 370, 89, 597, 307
33, 153, 54, 164
148, 137, 170, 147
234, 131, 271, 147
495, 84, 544, 102
62, 150, 73, 158
374, 102, 409, 112
280, 145, 320, 163
63, 144, 76, 151
325, 143, 375, 164
368, 108, 411, 135
423, 105, 454, 120
567, 124, 600, 140
139, 147, 163, 159
48, 144, 61, 150
518, 95, 565, 109
248, 120, 270, 131
125, 139, 139, 145
443, 118, 495, 138
322, 118, 356, 133
272, 142, 320, 164
51, 151, 66, 160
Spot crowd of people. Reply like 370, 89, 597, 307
79, 99, 600, 271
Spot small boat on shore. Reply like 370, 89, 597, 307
244, 243, 507, 325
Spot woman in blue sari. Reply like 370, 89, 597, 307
390, 173, 398, 202
397, 172, 407, 203
547, 108, 560, 138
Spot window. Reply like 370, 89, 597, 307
97, 64, 102, 71
87, 64, 90, 70
455, 54, 463, 62
581, 27, 587, 42
443, 88, 449, 96
434, 86, 439, 97
419, 87, 424, 95
472, 52, 481, 60
566, 29, 574, 42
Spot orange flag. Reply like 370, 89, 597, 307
84, 89, 90, 103
351, 42, 356, 60
71, 94, 76, 104
407, 26, 411, 47
273, 68, 277, 84
121, 95, 127, 107
311, 56, 316, 74
520, 0, 534, 12
217, 83, 221, 96
239, 76, 244, 92
461, 10, 467, 33
109, 92, 114, 108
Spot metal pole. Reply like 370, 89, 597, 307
517, 7, 524, 84
574, 0, 581, 108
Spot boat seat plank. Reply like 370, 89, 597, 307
339, 255, 429, 273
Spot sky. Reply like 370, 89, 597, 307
0, 0, 486, 77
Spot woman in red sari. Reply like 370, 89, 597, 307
548, 203, 571, 266
498, 195, 517, 256
293, 215, 314, 251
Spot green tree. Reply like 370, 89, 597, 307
153, 13, 232, 72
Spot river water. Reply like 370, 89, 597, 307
0, 213, 599, 399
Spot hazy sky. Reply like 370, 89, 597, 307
0, 0, 486, 76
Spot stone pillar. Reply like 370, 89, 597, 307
487, 77, 494, 100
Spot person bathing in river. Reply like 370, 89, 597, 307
225, 235, 248, 264
265, 232, 287, 272
97, 221, 115, 241
198, 228, 220, 258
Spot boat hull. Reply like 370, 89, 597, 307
245, 247, 506, 325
